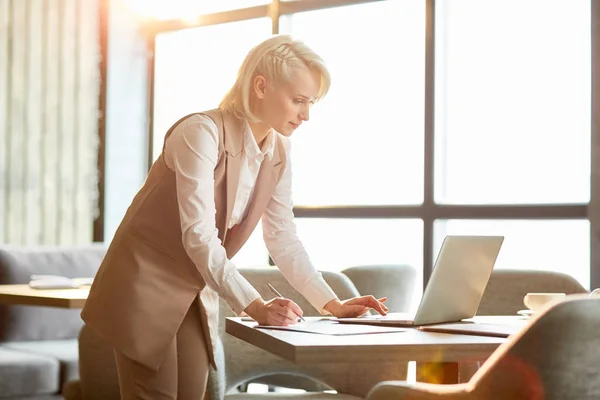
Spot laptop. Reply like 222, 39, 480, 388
336, 235, 504, 327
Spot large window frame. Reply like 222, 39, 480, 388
95, 0, 600, 291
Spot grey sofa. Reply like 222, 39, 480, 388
0, 244, 105, 399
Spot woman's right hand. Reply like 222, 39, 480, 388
243, 297, 304, 326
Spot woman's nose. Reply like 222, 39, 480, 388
301, 108, 310, 121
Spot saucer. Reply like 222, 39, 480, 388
517, 309, 534, 317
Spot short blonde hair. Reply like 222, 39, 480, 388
219, 34, 331, 122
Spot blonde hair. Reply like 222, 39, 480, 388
219, 34, 331, 122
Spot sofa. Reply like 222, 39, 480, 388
0, 244, 106, 399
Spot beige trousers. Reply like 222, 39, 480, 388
114, 298, 210, 400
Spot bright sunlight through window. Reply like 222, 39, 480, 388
150, 0, 592, 291
120, 0, 268, 20
434, 0, 590, 205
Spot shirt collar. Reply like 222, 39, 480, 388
243, 120, 275, 161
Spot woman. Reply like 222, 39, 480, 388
81, 34, 388, 399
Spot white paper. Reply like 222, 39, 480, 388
255, 320, 406, 336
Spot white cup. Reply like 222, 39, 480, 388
523, 292, 566, 312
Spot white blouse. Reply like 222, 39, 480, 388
163, 114, 338, 315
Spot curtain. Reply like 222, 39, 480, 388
0, 0, 100, 245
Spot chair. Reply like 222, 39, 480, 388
366, 295, 600, 400
222, 267, 403, 398
455, 269, 590, 382
477, 269, 588, 316
341, 265, 416, 313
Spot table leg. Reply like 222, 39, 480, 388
458, 361, 482, 383
305, 361, 409, 397
416, 362, 459, 384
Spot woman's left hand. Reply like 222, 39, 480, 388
324, 296, 389, 318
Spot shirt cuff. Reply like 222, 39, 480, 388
300, 274, 339, 315
220, 271, 262, 315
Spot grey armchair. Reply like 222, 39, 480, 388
477, 269, 588, 316
217, 267, 362, 397
451, 269, 591, 382
366, 295, 600, 400
341, 265, 416, 313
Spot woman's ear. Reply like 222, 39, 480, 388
253, 75, 267, 99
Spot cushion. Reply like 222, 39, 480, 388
0, 244, 106, 341
0, 347, 59, 397
2, 339, 79, 386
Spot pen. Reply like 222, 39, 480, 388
267, 283, 306, 322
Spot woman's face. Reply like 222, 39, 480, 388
253, 67, 320, 137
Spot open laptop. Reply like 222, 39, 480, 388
337, 235, 504, 327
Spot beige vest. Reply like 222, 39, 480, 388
81, 109, 286, 370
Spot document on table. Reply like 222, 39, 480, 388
255, 319, 406, 336
418, 318, 528, 338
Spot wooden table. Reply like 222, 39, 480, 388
0, 279, 90, 308
226, 317, 508, 396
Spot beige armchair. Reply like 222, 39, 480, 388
450, 269, 590, 382
477, 269, 588, 316
341, 264, 416, 313
366, 295, 600, 400
219, 267, 407, 397
217, 267, 364, 397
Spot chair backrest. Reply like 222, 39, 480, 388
217, 267, 361, 393
0, 244, 106, 341
477, 269, 587, 316
471, 296, 600, 400
341, 264, 416, 313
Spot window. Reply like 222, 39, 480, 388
151, 18, 272, 266
231, 223, 269, 267
295, 218, 423, 308
132, 0, 596, 296
122, 0, 269, 21
434, 219, 590, 289
152, 18, 271, 161
281, 0, 426, 206
434, 0, 591, 204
